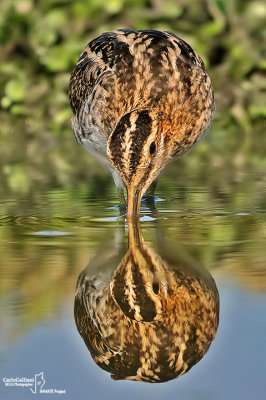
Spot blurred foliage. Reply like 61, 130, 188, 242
0, 0, 265, 199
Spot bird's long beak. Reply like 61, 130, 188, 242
127, 187, 141, 217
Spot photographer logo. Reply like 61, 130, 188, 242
3, 372, 66, 395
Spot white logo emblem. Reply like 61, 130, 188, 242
30, 372, 46, 393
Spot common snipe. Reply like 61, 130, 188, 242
74, 220, 219, 382
69, 29, 215, 215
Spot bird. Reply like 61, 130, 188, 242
74, 219, 220, 382
69, 29, 215, 216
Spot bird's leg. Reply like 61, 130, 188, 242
116, 187, 127, 216
118, 187, 127, 206
143, 179, 158, 204
112, 169, 126, 210
146, 179, 158, 196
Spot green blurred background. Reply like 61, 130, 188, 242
0, 0, 265, 201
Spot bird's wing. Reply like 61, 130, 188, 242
69, 32, 117, 115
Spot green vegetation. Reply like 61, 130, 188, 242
0, 0, 265, 199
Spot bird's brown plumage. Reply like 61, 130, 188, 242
69, 29, 215, 214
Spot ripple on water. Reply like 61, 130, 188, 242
33, 230, 71, 236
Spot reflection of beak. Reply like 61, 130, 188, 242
127, 187, 141, 217
127, 214, 142, 247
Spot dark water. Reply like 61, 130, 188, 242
1, 178, 266, 399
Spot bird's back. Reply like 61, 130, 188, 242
69, 29, 215, 157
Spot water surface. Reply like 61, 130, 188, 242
1, 177, 266, 399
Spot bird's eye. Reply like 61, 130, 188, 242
152, 282, 159, 294
149, 141, 156, 155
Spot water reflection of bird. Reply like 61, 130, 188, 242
74, 220, 219, 382
69, 29, 215, 216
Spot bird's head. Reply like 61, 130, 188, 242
107, 110, 170, 216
